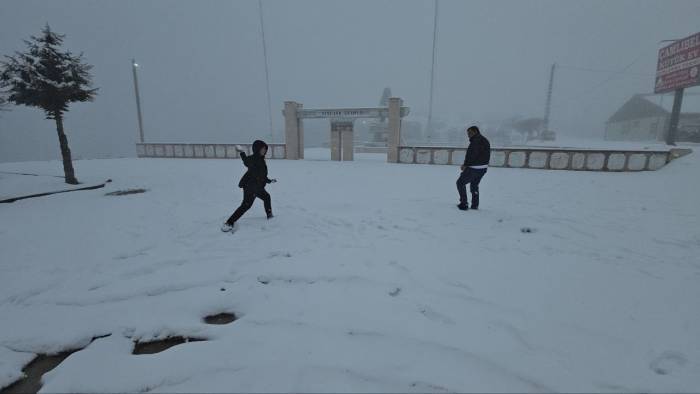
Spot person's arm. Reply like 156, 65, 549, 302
463, 143, 474, 169
235, 146, 252, 167
241, 153, 254, 168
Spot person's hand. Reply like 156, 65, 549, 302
460, 165, 465, 171
268, 178, 277, 184
235, 145, 245, 153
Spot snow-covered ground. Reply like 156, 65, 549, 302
0, 149, 699, 392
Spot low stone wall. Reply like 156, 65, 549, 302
397, 146, 691, 171
136, 143, 287, 160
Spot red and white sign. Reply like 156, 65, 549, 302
655, 32, 700, 93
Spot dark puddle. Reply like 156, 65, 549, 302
105, 188, 148, 196
0, 334, 110, 394
203, 312, 237, 325
132, 336, 206, 355
0, 351, 74, 394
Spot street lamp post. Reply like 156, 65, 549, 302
426, 0, 439, 144
131, 59, 145, 143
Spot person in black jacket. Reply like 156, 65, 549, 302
222, 140, 277, 232
457, 126, 490, 211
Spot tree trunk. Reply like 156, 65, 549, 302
54, 115, 79, 184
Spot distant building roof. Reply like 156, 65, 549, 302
607, 95, 668, 123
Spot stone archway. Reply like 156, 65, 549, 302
283, 98, 410, 162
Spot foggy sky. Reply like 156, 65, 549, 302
1, 0, 699, 162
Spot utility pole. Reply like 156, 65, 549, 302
666, 88, 684, 145
426, 0, 439, 144
131, 59, 145, 143
258, 0, 274, 144
543, 62, 556, 135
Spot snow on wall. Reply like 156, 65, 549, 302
399, 149, 414, 163
586, 153, 606, 170
394, 146, 677, 171
528, 152, 548, 168
136, 143, 287, 160
416, 150, 431, 164
628, 154, 647, 171
434, 150, 449, 165
572, 153, 586, 170
508, 152, 526, 167
490, 151, 506, 167
607, 153, 626, 171
550, 152, 570, 169
451, 150, 466, 165
648, 153, 668, 170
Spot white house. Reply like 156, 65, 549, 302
605, 94, 700, 142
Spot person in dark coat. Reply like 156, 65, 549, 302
222, 140, 276, 232
457, 126, 490, 211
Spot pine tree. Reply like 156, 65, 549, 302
1, 25, 97, 184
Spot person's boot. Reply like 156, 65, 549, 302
221, 221, 235, 232
457, 202, 468, 211
471, 192, 479, 210
266, 211, 274, 219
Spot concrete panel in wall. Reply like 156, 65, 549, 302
572, 153, 585, 169
627, 154, 647, 171
193, 145, 204, 157
184, 145, 194, 157
490, 151, 506, 167
273, 146, 286, 159
434, 150, 449, 165
528, 151, 548, 168
226, 145, 238, 158
452, 150, 466, 165
416, 149, 432, 164
154, 145, 165, 157
205, 145, 215, 158
173, 145, 184, 157
648, 153, 668, 170
215, 145, 226, 158
508, 151, 526, 167
399, 148, 415, 163
550, 152, 569, 169
145, 145, 155, 156
586, 153, 605, 170
607, 153, 626, 171
164, 145, 174, 157
136, 144, 146, 156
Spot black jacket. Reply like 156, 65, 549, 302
238, 140, 272, 189
463, 133, 491, 167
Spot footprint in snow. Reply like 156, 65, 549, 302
650, 351, 687, 375
419, 306, 455, 325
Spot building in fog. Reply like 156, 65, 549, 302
605, 94, 700, 142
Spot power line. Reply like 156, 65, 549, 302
557, 64, 653, 77
578, 49, 652, 96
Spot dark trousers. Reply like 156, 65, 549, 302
456, 168, 487, 207
227, 186, 271, 224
